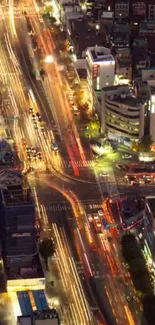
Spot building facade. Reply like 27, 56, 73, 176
114, 0, 130, 19
86, 46, 115, 92
100, 85, 144, 141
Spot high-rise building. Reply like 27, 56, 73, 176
0, 181, 37, 269
86, 46, 115, 92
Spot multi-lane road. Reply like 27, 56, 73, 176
0, 1, 144, 325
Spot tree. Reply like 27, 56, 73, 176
49, 16, 57, 25
84, 119, 100, 138
39, 239, 55, 270
121, 233, 136, 246
75, 88, 85, 105
139, 134, 153, 152
142, 294, 155, 325
51, 25, 61, 37
44, 5, 53, 15
131, 140, 139, 152
129, 257, 147, 278
133, 274, 153, 295
56, 41, 68, 52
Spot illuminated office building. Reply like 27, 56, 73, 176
100, 84, 145, 141
0, 182, 37, 269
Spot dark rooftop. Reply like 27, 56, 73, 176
117, 57, 132, 68
6, 254, 43, 279
2, 184, 33, 206
77, 68, 87, 79
69, 18, 104, 56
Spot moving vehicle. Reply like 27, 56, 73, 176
52, 142, 58, 152
100, 172, 109, 177
122, 154, 132, 160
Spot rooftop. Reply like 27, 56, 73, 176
18, 309, 59, 325
103, 85, 143, 107
102, 84, 128, 92
1, 184, 33, 206
133, 38, 148, 47
113, 96, 142, 107
0, 170, 22, 190
87, 46, 114, 63
117, 57, 132, 68
33, 309, 59, 321
69, 18, 104, 56
113, 23, 130, 33
140, 21, 155, 34
7, 255, 43, 280
117, 48, 131, 56
76, 68, 87, 79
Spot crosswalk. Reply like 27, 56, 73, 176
59, 159, 95, 169
45, 202, 103, 212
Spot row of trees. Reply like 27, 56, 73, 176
121, 233, 155, 324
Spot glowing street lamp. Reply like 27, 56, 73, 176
44, 55, 53, 63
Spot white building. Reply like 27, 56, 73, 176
101, 85, 144, 141
86, 46, 115, 92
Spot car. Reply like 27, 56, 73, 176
52, 142, 58, 152
93, 213, 99, 220
122, 154, 132, 160
32, 114, 36, 120
36, 112, 41, 121
31, 147, 36, 153
38, 152, 42, 159
29, 108, 33, 114
98, 210, 103, 217
100, 172, 109, 177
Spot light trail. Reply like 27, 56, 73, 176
8, 0, 17, 37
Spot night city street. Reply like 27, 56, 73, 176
0, 1, 155, 325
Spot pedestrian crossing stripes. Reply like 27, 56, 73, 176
45, 203, 103, 212
59, 160, 95, 169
